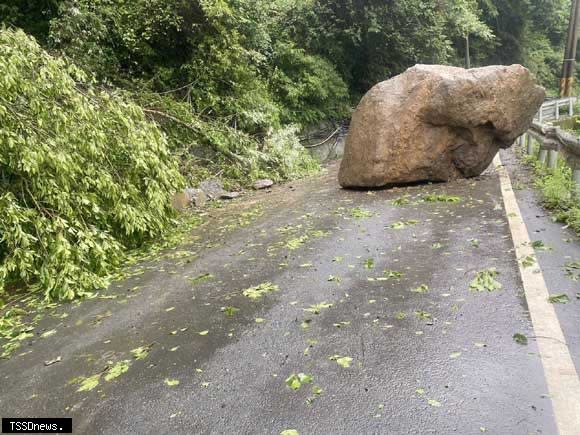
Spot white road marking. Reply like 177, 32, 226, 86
494, 154, 580, 435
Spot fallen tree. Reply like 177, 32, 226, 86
0, 29, 184, 300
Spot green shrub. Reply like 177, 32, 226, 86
0, 29, 184, 300
136, 92, 319, 188
536, 164, 573, 209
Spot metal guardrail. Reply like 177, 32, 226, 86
534, 97, 577, 122
519, 106, 580, 187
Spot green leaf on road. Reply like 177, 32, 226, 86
384, 270, 403, 279
531, 240, 552, 251
41, 329, 57, 338
222, 306, 240, 317
329, 355, 353, 368
190, 273, 214, 285
242, 282, 279, 299
565, 262, 580, 281
411, 284, 429, 293
280, 430, 299, 435
304, 302, 332, 314
422, 194, 460, 203
77, 374, 101, 392
427, 399, 442, 407
131, 345, 153, 360
391, 197, 411, 206
415, 310, 432, 320
164, 379, 179, 386
312, 385, 323, 395
350, 207, 373, 219
286, 235, 309, 250
285, 373, 313, 391
520, 255, 536, 268
470, 269, 502, 292
548, 294, 569, 304
513, 333, 528, 345
104, 360, 131, 381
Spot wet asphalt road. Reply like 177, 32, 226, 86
1, 156, 576, 435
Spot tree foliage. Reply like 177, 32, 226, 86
0, 29, 183, 300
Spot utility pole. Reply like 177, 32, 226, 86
465, 35, 470, 69
561, 0, 580, 97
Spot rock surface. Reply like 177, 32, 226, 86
338, 64, 545, 187
254, 179, 274, 190
199, 179, 227, 200
185, 188, 207, 207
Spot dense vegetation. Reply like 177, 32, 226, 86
524, 152, 580, 235
0, 29, 184, 300
0, 0, 575, 300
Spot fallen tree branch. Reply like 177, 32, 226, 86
302, 126, 342, 149
143, 108, 243, 163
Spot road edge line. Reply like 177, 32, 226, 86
494, 154, 580, 435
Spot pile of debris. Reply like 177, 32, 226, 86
172, 179, 274, 211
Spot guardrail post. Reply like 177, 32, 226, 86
539, 109, 543, 124
526, 135, 534, 155
548, 150, 559, 169
539, 148, 548, 165
569, 98, 574, 117
556, 102, 560, 120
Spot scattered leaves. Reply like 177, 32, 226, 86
77, 374, 101, 392
350, 207, 373, 219
131, 345, 153, 360
242, 282, 279, 299
422, 194, 461, 203
470, 269, 502, 292
285, 373, 313, 391
104, 360, 131, 381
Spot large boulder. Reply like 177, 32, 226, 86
338, 64, 545, 187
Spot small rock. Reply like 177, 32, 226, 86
220, 191, 241, 200
200, 179, 227, 200
254, 179, 274, 190
185, 188, 207, 207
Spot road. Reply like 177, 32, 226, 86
1, 148, 579, 435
